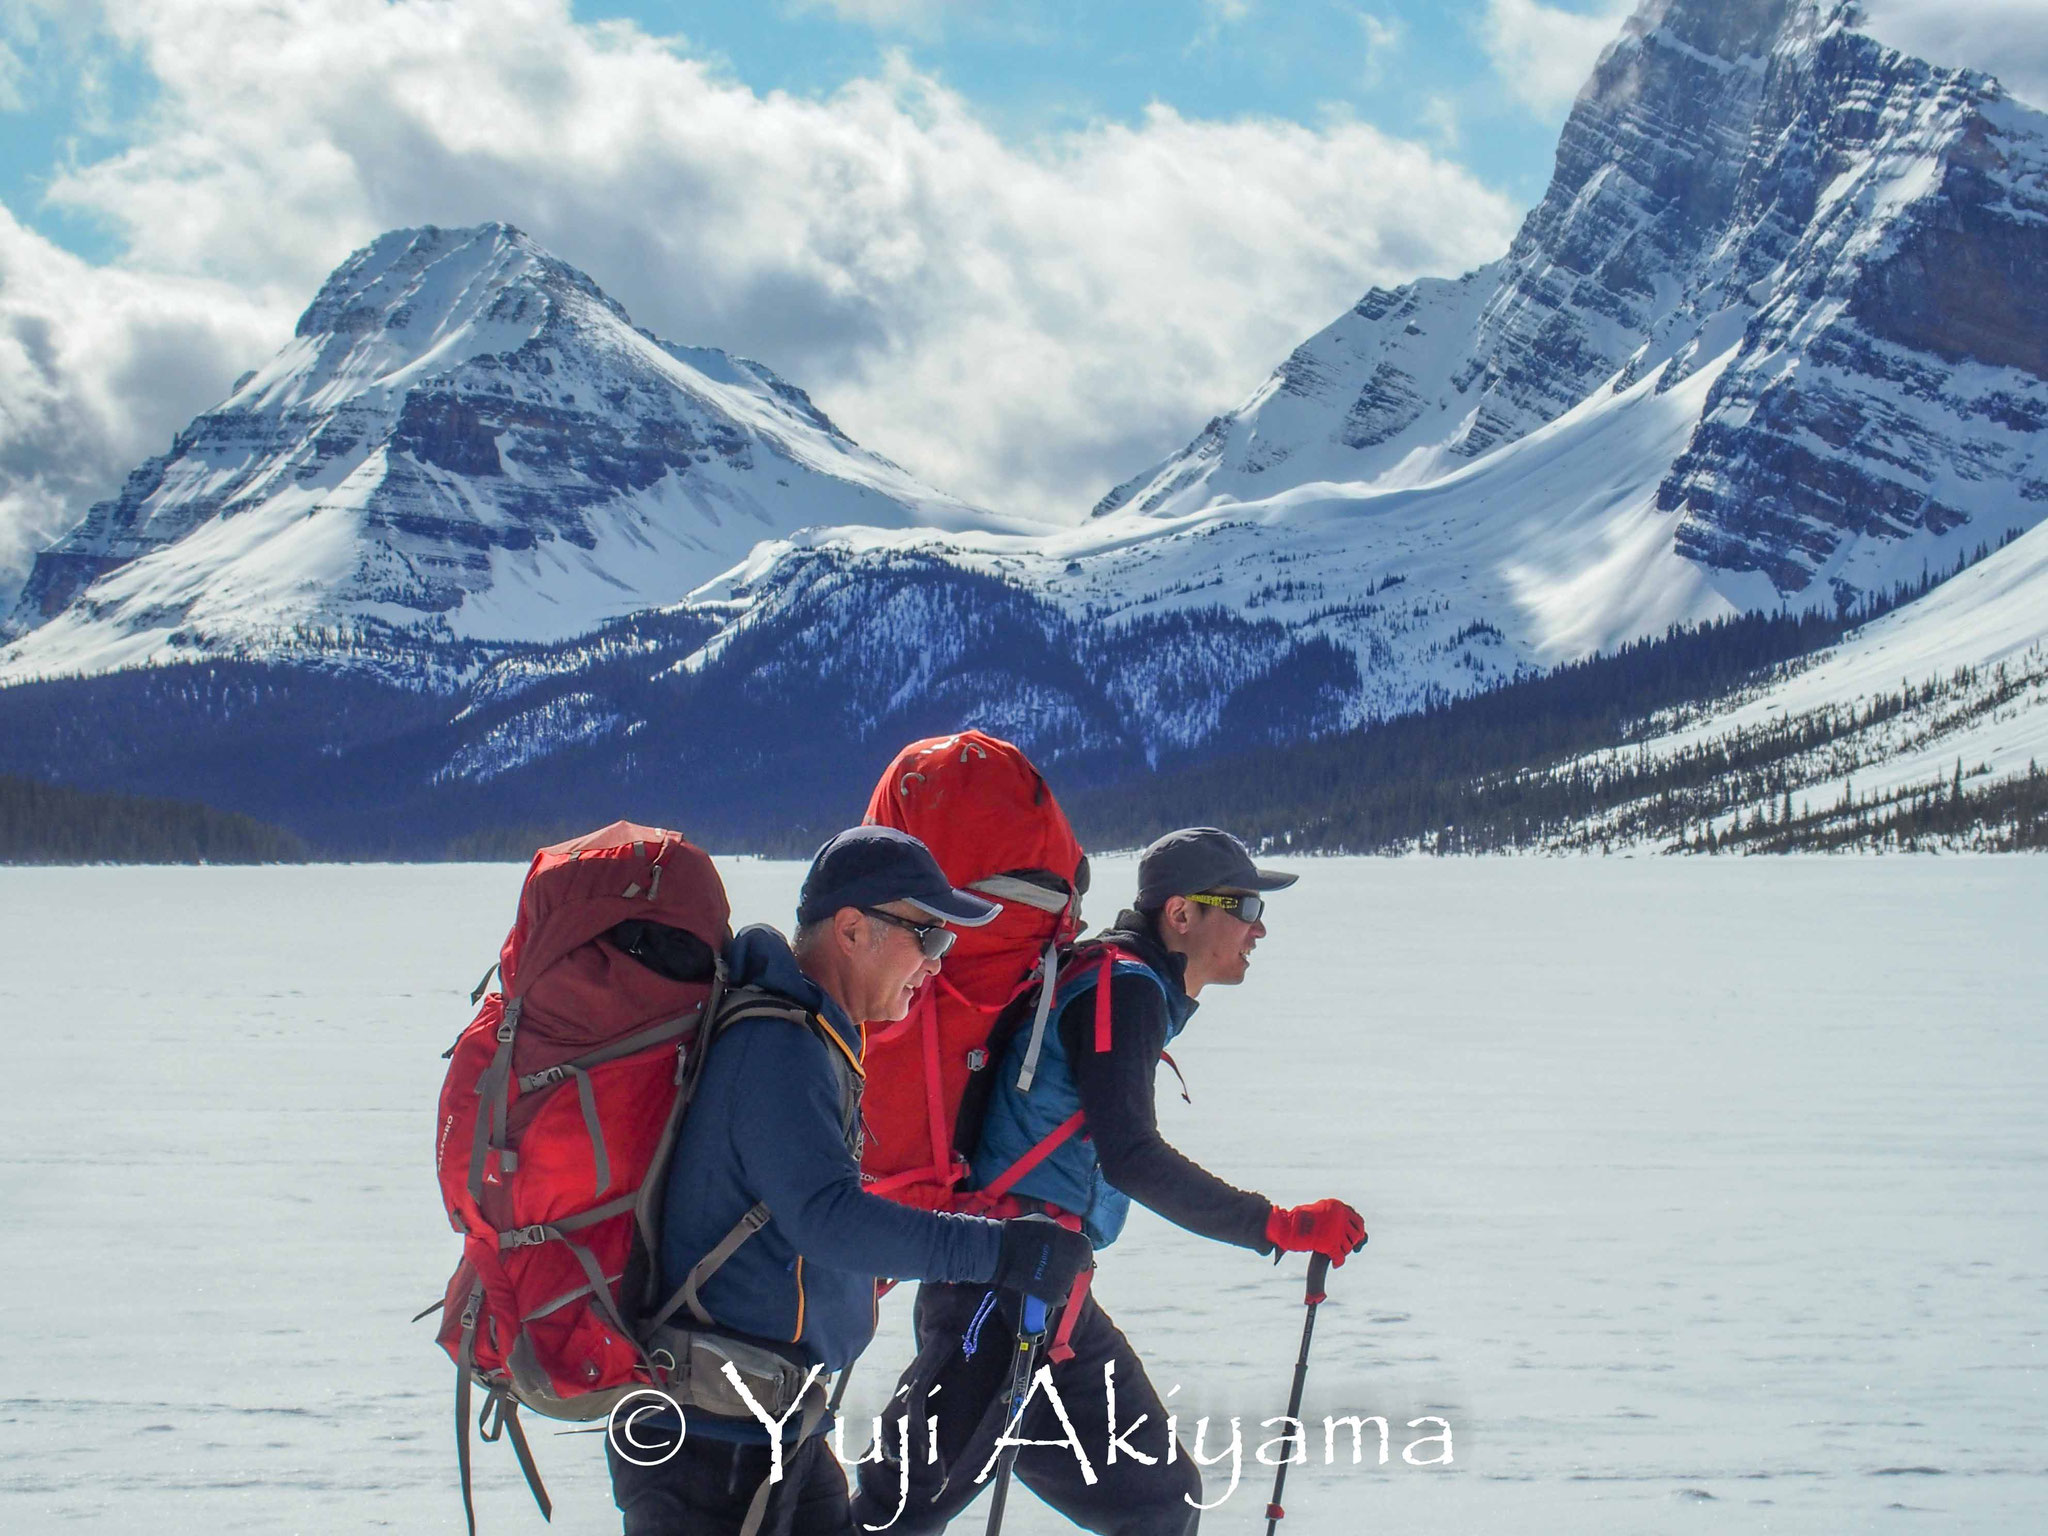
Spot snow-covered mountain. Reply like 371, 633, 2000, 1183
591, 0, 2044, 776
3, 0, 2045, 848
1518, 513, 2048, 851
0, 224, 1008, 681
1095, 0, 2047, 611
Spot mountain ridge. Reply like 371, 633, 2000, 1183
1, 222, 1012, 681
3, 0, 2045, 851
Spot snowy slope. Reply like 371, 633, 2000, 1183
1552, 514, 2048, 844
0, 225, 1014, 683
685, 338, 1742, 738
1093, 0, 2048, 615
6, 859, 2045, 1533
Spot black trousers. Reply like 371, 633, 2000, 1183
849, 1283, 1200, 1536
608, 1428, 850, 1536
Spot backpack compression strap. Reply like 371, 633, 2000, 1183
466, 996, 526, 1205
974, 946, 1145, 1206
639, 993, 858, 1338
453, 1276, 552, 1536
984, 879, 1078, 1095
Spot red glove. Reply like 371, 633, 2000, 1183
1265, 1199, 1367, 1265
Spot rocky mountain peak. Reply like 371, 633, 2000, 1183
1090, 0, 2045, 612
1, 223, 994, 679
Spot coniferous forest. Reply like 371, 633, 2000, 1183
3, 545, 2040, 861
0, 775, 309, 864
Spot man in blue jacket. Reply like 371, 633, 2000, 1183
608, 825, 1092, 1536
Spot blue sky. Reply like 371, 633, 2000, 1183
578, 0, 1593, 193
0, 0, 1622, 265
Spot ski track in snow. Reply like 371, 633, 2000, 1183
3, 857, 2044, 1533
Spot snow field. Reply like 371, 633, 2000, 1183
2, 856, 2043, 1533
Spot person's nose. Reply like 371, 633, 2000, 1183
1249, 919, 1267, 941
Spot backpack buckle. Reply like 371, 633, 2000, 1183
500, 1224, 552, 1250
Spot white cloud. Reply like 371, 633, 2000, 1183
1480, 0, 1632, 118
1858, 0, 2048, 109
798, 0, 956, 31
1357, 10, 1405, 88
3, 0, 1517, 564
0, 207, 291, 611
1421, 93, 1461, 148
0, 44, 23, 113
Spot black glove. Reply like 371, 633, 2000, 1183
993, 1215, 1093, 1306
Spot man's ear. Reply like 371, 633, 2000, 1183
1158, 896, 1191, 938
829, 905, 865, 954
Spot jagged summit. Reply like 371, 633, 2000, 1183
1, 222, 999, 680
1091, 0, 2047, 607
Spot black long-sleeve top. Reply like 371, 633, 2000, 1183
1062, 912, 1275, 1253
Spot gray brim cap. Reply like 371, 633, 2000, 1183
1134, 826, 1298, 910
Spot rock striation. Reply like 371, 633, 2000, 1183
1095, 0, 2048, 608
3, 224, 995, 671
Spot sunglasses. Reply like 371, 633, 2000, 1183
1184, 891, 1265, 924
860, 906, 957, 959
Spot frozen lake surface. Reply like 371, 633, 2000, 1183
3, 856, 2043, 1534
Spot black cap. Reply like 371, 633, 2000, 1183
797, 826, 1002, 928
1135, 827, 1298, 911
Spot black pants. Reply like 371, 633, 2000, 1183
608, 1428, 850, 1536
849, 1283, 1200, 1536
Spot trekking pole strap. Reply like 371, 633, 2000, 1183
1046, 1266, 1091, 1365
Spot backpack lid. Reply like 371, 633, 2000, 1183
862, 732, 1084, 970
501, 821, 730, 998
864, 732, 1083, 890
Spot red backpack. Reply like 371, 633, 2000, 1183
858, 732, 1087, 1212
430, 823, 731, 1531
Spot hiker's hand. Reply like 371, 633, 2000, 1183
995, 1215, 1093, 1305
1266, 1199, 1367, 1265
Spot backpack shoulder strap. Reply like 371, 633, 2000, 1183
1050, 942, 1154, 1056
639, 983, 862, 1336
713, 985, 863, 1149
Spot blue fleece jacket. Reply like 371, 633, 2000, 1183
656, 925, 1005, 1431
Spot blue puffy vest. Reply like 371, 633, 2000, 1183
969, 948, 1195, 1247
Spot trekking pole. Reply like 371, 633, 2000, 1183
983, 1293, 1050, 1536
1264, 1253, 1332, 1536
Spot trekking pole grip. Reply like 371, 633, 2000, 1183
1305, 1252, 1331, 1306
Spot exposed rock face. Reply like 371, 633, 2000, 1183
2, 224, 992, 665
1095, 0, 1798, 518
1660, 27, 2048, 599
1094, 0, 2048, 608
6, 0, 2045, 819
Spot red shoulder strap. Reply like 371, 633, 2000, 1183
976, 1111, 1086, 1203
1093, 954, 1114, 1053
